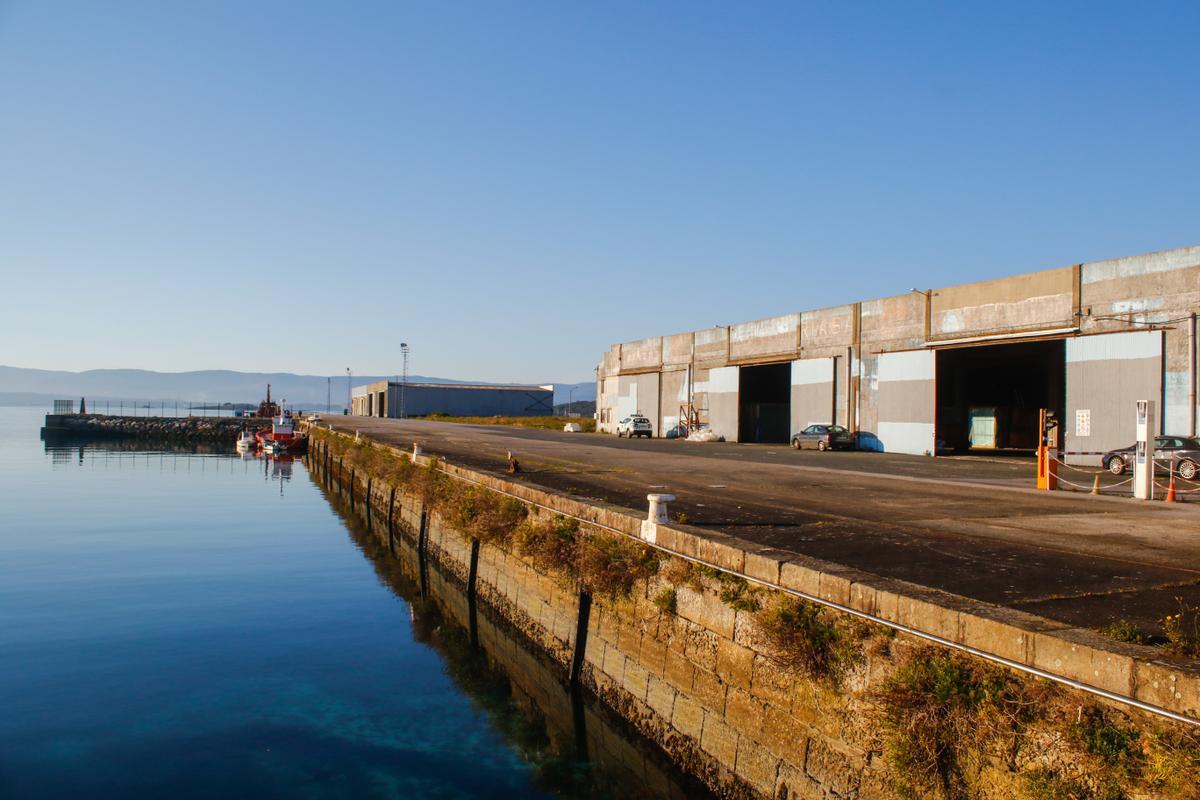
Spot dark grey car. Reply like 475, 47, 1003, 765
1102, 436, 1200, 480
791, 424, 853, 451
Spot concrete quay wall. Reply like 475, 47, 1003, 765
308, 427, 1200, 799
346, 486, 710, 799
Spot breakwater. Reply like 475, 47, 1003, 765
307, 426, 1200, 800
41, 414, 264, 441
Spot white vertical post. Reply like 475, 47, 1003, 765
1134, 400, 1156, 500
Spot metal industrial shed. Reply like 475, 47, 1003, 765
351, 381, 554, 419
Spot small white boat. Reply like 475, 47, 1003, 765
263, 439, 287, 456
235, 430, 257, 451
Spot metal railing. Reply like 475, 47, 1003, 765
53, 399, 272, 418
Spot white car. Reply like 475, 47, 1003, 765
306, 414, 322, 422
617, 415, 653, 438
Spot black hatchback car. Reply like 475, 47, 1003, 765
791, 424, 854, 451
1102, 436, 1200, 480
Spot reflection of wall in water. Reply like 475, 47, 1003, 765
326, 478, 713, 800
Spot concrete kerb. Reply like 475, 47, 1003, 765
308, 424, 1200, 726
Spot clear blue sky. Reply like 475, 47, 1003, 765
1, 2, 1197, 383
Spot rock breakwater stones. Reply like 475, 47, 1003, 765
59, 415, 265, 441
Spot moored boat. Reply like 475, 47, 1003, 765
235, 430, 258, 451
255, 409, 307, 454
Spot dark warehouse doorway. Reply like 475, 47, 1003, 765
935, 339, 1064, 454
739, 363, 791, 443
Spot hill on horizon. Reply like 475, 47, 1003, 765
0, 366, 594, 410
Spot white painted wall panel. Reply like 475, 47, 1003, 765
1066, 331, 1161, 363
616, 378, 638, 421
877, 422, 936, 457
707, 366, 739, 442
709, 366, 739, 393
791, 358, 835, 436
874, 350, 935, 455
877, 349, 936, 382
791, 357, 834, 386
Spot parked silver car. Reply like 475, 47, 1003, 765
791, 424, 854, 451
1102, 436, 1200, 480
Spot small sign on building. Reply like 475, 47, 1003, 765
1075, 409, 1091, 437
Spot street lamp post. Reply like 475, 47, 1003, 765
399, 343, 409, 419
568, 387, 575, 417
346, 368, 352, 415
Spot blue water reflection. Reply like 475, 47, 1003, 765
0, 408, 567, 798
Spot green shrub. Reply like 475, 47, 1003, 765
1101, 619, 1146, 645
514, 515, 579, 576
684, 562, 761, 612
754, 596, 860, 684
876, 646, 1048, 800
1023, 768, 1126, 800
661, 557, 693, 587
1072, 707, 1142, 777
718, 576, 761, 613
1141, 727, 1200, 797
575, 531, 659, 600
1162, 600, 1200, 658
653, 587, 677, 614
446, 486, 528, 545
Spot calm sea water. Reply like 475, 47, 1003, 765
0, 408, 701, 799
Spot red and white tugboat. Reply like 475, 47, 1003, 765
256, 408, 307, 454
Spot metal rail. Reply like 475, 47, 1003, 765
317, 428, 1200, 728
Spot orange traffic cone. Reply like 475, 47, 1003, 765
1165, 476, 1177, 503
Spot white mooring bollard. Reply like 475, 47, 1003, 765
412, 442, 423, 458
641, 493, 676, 544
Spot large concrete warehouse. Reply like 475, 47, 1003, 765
596, 244, 1200, 463
351, 381, 553, 418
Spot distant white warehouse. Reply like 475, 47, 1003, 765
351, 381, 554, 418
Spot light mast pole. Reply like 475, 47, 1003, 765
399, 344, 409, 419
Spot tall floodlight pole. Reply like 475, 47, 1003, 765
327, 377, 331, 412
569, 387, 575, 417
346, 368, 352, 414
400, 343, 409, 419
